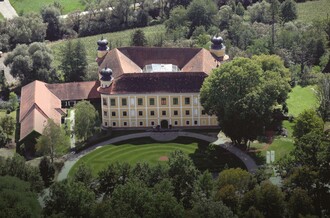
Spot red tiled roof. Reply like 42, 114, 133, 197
98, 47, 218, 78
98, 72, 208, 95
19, 80, 100, 141
46, 81, 100, 100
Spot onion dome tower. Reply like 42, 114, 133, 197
210, 35, 226, 61
99, 67, 113, 88
97, 37, 109, 59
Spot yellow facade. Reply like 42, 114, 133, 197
101, 93, 218, 128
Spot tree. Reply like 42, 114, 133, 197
39, 156, 55, 187
0, 176, 41, 218
280, 0, 297, 23
191, 198, 235, 218
168, 150, 199, 208
74, 101, 98, 141
131, 29, 148, 46
317, 74, 330, 121
60, 40, 88, 82
186, 0, 217, 38
200, 56, 290, 146
0, 115, 15, 142
41, 5, 62, 41
8, 92, 19, 112
0, 127, 6, 147
44, 180, 96, 217
288, 188, 315, 218
4, 42, 57, 85
241, 181, 286, 218
247, 0, 272, 24
72, 163, 93, 187
165, 6, 188, 32
292, 109, 324, 140
36, 119, 70, 163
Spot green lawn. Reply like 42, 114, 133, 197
10, 0, 84, 15
297, 0, 330, 23
49, 25, 166, 76
286, 85, 318, 117
0, 13, 4, 20
69, 137, 246, 177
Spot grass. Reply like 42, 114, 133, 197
49, 25, 166, 75
0, 13, 4, 20
9, 0, 84, 15
297, 0, 330, 23
286, 85, 318, 117
250, 85, 318, 163
69, 137, 246, 177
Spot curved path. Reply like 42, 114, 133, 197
0, 0, 18, 19
57, 131, 258, 181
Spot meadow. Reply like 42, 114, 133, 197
297, 0, 330, 23
49, 25, 166, 76
68, 137, 246, 177
9, 0, 84, 15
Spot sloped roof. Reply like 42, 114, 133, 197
98, 72, 207, 95
19, 80, 100, 141
46, 81, 100, 101
19, 81, 62, 141
98, 47, 218, 78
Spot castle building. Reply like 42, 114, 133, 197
18, 36, 227, 143
96, 36, 228, 129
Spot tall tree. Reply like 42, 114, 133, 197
8, 92, 19, 112
200, 56, 290, 146
39, 156, 55, 187
280, 0, 297, 23
131, 29, 148, 46
74, 101, 98, 141
41, 5, 62, 41
60, 40, 88, 82
0, 115, 15, 142
317, 74, 330, 121
36, 119, 70, 163
292, 109, 324, 140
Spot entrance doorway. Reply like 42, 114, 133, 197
160, 120, 168, 129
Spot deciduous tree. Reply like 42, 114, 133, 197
39, 156, 55, 187
74, 101, 98, 141
0, 115, 15, 142
292, 109, 324, 140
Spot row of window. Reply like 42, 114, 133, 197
103, 97, 193, 107
104, 120, 200, 127
104, 110, 207, 117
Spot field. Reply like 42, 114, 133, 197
250, 85, 318, 163
9, 0, 84, 15
297, 0, 330, 23
49, 25, 166, 75
69, 137, 246, 177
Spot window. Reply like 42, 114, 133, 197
150, 111, 155, 116
123, 111, 127, 116
173, 97, 178, 105
194, 120, 198, 125
151, 121, 155, 126
186, 120, 190, 125
103, 111, 107, 116
112, 111, 116, 117
103, 98, 107, 106
161, 98, 166, 105
185, 97, 190, 105
110, 98, 116, 106
185, 110, 190, 115
139, 122, 143, 126
139, 111, 143, 116
149, 98, 155, 105
124, 122, 127, 126
174, 110, 178, 116
138, 98, 143, 106
174, 121, 178, 125
122, 98, 127, 106
112, 122, 116, 126
162, 111, 166, 116
105, 122, 108, 126
202, 110, 206, 115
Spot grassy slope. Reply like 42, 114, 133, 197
49, 25, 166, 75
297, 0, 330, 23
251, 86, 318, 163
9, 0, 84, 15
69, 142, 198, 177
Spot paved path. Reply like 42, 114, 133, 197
57, 131, 258, 181
0, 0, 18, 19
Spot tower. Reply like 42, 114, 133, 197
210, 35, 226, 61
99, 67, 113, 88
97, 37, 109, 60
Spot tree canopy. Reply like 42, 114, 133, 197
200, 55, 291, 146
74, 101, 99, 141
